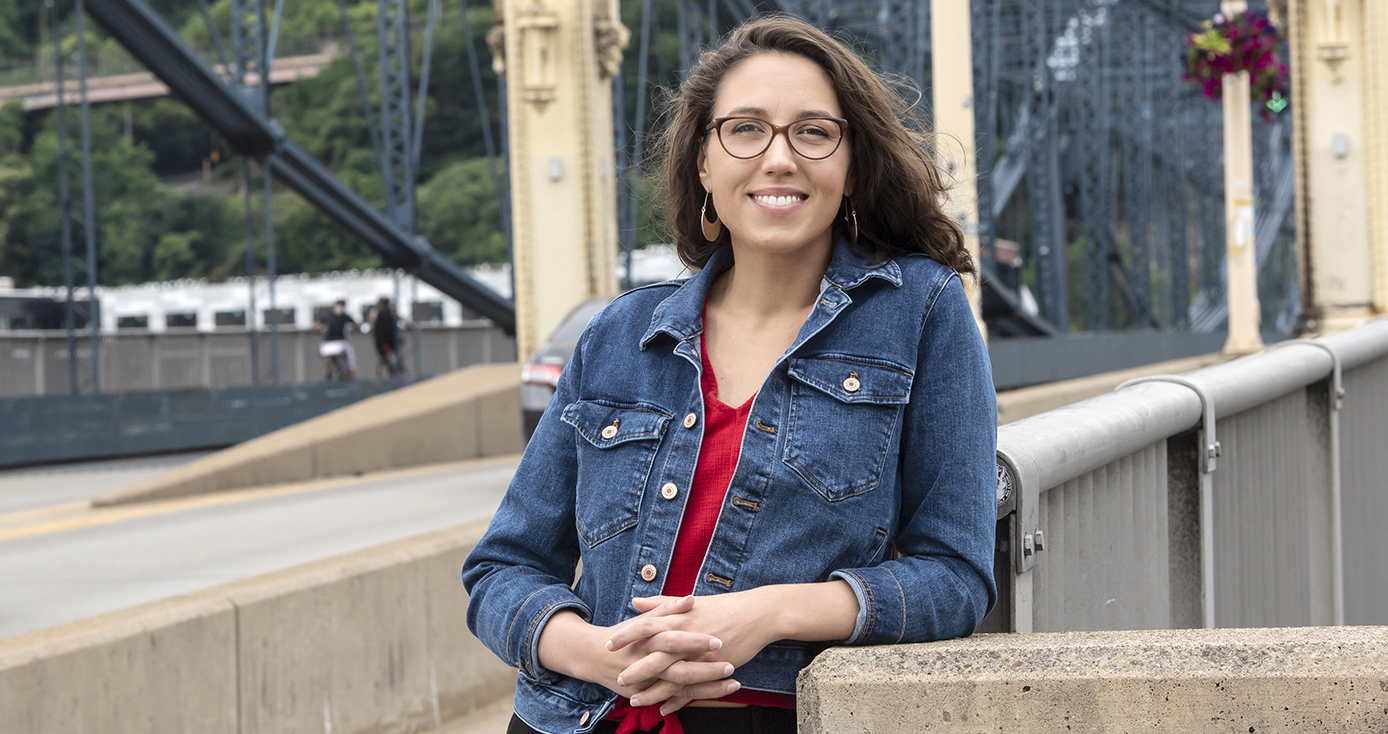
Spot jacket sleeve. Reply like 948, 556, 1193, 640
461, 329, 591, 684
831, 272, 998, 644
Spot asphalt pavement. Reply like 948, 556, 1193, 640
0, 454, 518, 640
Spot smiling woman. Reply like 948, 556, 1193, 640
462, 14, 998, 734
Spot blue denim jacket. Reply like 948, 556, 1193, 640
462, 239, 997, 734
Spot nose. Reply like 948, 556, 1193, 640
761, 129, 799, 175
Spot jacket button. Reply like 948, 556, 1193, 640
683, 412, 698, 428
661, 482, 678, 500
843, 374, 861, 393
580, 711, 591, 726
640, 564, 658, 581
601, 424, 618, 439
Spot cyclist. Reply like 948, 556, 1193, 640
314, 299, 359, 380
367, 296, 404, 378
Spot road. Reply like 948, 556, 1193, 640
0, 454, 517, 640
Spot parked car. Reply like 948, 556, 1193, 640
521, 297, 611, 438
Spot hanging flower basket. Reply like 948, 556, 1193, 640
1182, 9, 1289, 122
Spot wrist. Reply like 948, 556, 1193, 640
536, 609, 597, 681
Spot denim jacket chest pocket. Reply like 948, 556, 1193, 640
783, 355, 914, 501
561, 399, 671, 547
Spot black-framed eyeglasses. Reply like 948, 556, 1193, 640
704, 116, 849, 160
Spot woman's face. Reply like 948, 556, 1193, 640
698, 52, 851, 258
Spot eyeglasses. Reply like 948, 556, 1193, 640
704, 116, 849, 160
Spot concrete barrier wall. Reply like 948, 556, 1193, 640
0, 519, 515, 734
95, 362, 522, 506
798, 627, 1388, 733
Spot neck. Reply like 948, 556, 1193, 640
709, 234, 834, 322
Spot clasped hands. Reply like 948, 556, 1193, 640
540, 590, 778, 716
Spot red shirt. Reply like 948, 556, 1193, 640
607, 328, 795, 732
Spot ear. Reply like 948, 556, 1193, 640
697, 145, 712, 192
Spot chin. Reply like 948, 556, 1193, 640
731, 227, 832, 256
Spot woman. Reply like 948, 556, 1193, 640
463, 15, 997, 734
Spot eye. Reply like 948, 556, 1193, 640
795, 124, 832, 139
728, 120, 769, 135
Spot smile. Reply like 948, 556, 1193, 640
750, 194, 808, 209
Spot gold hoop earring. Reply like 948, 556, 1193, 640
844, 196, 858, 248
701, 192, 722, 243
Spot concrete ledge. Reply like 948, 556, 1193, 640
0, 519, 516, 734
94, 363, 521, 506
997, 352, 1233, 424
798, 627, 1388, 733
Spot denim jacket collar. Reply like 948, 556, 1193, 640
640, 238, 903, 350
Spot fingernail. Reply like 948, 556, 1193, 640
709, 638, 723, 651
617, 676, 626, 687
727, 681, 741, 693
723, 664, 734, 677
605, 640, 614, 651
630, 697, 640, 707
660, 706, 673, 717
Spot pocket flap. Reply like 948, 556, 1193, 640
787, 355, 913, 404
562, 400, 671, 447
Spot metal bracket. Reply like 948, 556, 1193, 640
1272, 339, 1344, 410
1269, 338, 1345, 626
996, 447, 1042, 575
1116, 373, 1219, 628
1118, 374, 1220, 474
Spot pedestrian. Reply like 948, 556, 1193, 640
314, 299, 359, 380
367, 296, 403, 378
463, 15, 997, 734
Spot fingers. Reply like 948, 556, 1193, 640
629, 678, 741, 709
630, 595, 672, 613
618, 657, 733, 689
606, 596, 703, 652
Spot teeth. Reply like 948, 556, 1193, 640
753, 194, 805, 207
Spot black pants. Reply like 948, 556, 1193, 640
506, 707, 796, 734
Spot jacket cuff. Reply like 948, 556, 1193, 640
511, 585, 591, 684
829, 567, 906, 645
829, 570, 870, 644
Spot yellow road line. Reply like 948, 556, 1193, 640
0, 454, 520, 545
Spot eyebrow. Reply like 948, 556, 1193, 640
722, 106, 840, 119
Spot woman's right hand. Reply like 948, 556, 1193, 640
536, 595, 740, 703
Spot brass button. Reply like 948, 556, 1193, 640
661, 482, 678, 500
640, 564, 658, 581
683, 412, 698, 428
601, 424, 618, 439
580, 711, 591, 726
843, 372, 861, 393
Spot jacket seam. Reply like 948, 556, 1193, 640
884, 565, 907, 644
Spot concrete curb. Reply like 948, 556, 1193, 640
798, 628, 1388, 733
93, 363, 522, 507
0, 518, 516, 734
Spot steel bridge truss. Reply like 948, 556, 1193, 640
676, 0, 1299, 336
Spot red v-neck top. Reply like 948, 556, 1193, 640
606, 326, 794, 732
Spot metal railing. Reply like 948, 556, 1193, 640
983, 317, 1388, 633
0, 324, 514, 397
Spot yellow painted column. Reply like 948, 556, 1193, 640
1362, 0, 1388, 316
930, 0, 986, 340
1221, 0, 1264, 354
1287, 0, 1383, 333
497, 0, 627, 358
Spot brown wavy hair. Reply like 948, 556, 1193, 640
649, 14, 974, 279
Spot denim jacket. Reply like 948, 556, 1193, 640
462, 239, 998, 734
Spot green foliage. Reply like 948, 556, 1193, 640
417, 157, 506, 266
0, 0, 697, 287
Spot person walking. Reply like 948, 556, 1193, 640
367, 296, 404, 378
463, 15, 997, 734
